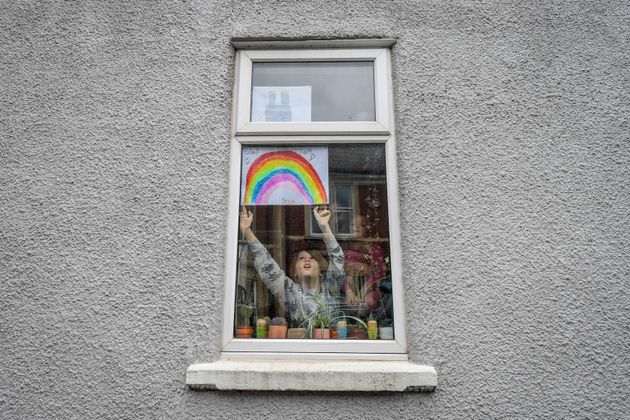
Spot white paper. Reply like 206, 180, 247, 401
241, 146, 329, 206
251, 86, 312, 122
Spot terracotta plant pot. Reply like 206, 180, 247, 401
268, 325, 287, 339
235, 326, 254, 338
287, 328, 307, 339
347, 326, 368, 340
312, 328, 330, 339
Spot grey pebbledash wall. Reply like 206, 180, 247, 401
1, 0, 628, 418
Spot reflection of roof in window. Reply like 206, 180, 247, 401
328, 144, 386, 175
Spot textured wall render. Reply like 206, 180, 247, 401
1, 1, 628, 419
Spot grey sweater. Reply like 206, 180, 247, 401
248, 237, 346, 322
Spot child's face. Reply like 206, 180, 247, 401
294, 251, 320, 279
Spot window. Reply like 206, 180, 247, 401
187, 40, 436, 392
307, 183, 357, 238
222, 45, 407, 356
234, 48, 392, 135
331, 184, 354, 235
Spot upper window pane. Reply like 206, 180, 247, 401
251, 62, 375, 122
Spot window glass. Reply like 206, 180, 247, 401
335, 210, 352, 235
235, 144, 393, 340
333, 185, 354, 235
251, 62, 375, 122
335, 185, 352, 208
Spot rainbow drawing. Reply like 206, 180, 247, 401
241, 148, 329, 205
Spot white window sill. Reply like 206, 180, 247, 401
186, 358, 437, 392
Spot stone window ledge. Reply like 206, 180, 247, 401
186, 359, 437, 392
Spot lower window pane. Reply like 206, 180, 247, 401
335, 209, 353, 235
235, 144, 394, 340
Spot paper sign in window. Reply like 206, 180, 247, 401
240, 146, 329, 206
251, 86, 312, 122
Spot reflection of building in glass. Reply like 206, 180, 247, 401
264, 89, 292, 122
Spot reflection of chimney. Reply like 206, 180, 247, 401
265, 89, 292, 122
267, 91, 277, 106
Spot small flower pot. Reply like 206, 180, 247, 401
337, 327, 347, 339
287, 328, 307, 339
312, 328, 330, 339
337, 321, 347, 340
256, 319, 267, 339
378, 326, 394, 340
268, 325, 287, 339
235, 326, 254, 338
347, 326, 368, 340
367, 320, 378, 340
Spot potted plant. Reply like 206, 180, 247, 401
330, 326, 339, 339
235, 305, 254, 338
268, 317, 288, 339
331, 313, 369, 339
311, 312, 332, 339
287, 315, 307, 339
301, 295, 335, 339
255, 318, 267, 339
347, 322, 368, 340
301, 296, 369, 339
336, 320, 348, 339
378, 318, 394, 340
367, 314, 378, 340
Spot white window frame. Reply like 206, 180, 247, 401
222, 45, 408, 358
235, 49, 392, 136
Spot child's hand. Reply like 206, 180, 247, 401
313, 206, 331, 227
240, 206, 253, 233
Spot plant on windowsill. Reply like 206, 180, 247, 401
367, 313, 378, 340
311, 312, 332, 339
378, 318, 394, 340
301, 295, 334, 339
255, 318, 267, 339
268, 317, 288, 339
235, 305, 254, 338
336, 319, 348, 339
287, 315, 307, 339
347, 322, 368, 340
302, 295, 368, 339
331, 313, 367, 340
